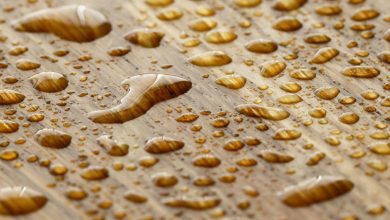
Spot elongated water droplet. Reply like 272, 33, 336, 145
235, 104, 290, 120
351, 8, 380, 21
259, 60, 286, 77
0, 186, 47, 215
188, 18, 217, 32
0, 120, 19, 133
273, 129, 301, 140
157, 8, 183, 21
258, 150, 294, 163
304, 33, 331, 44
273, 16, 302, 32
81, 166, 109, 180
342, 66, 379, 78
272, 0, 306, 11
290, 69, 316, 80
315, 4, 342, 16
0, 89, 25, 105
16, 58, 40, 71
163, 196, 220, 210
310, 47, 339, 64
188, 51, 232, 67
279, 176, 353, 207
315, 86, 340, 100
234, 0, 262, 7
245, 39, 278, 53
369, 143, 390, 155
88, 74, 191, 123
144, 136, 184, 154
205, 29, 237, 44
193, 154, 221, 168
12, 5, 111, 42
215, 75, 246, 89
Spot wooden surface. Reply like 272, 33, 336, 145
0, 0, 389, 219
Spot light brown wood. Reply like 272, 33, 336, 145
0, 0, 389, 219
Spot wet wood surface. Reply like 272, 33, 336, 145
0, 0, 389, 219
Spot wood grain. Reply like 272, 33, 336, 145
0, 0, 389, 219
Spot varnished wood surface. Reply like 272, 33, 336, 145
0, 0, 389, 219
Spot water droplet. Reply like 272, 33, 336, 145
234, 0, 262, 7
144, 136, 184, 154
339, 112, 359, 124
81, 166, 109, 180
215, 75, 246, 89
235, 104, 290, 120
0, 186, 47, 215
0, 120, 19, 133
223, 139, 244, 151
88, 74, 192, 123
280, 82, 301, 93
309, 108, 326, 118
306, 152, 326, 166
259, 60, 286, 77
342, 66, 379, 78
66, 187, 87, 201
193, 154, 221, 168
315, 4, 342, 16
205, 29, 237, 44
304, 33, 331, 44
273, 16, 302, 32
29, 72, 68, 93
351, 8, 380, 21
315, 86, 340, 100
176, 113, 199, 122
367, 159, 387, 172
278, 94, 303, 104
97, 135, 129, 156
369, 143, 390, 155
107, 46, 131, 56
188, 18, 217, 32
245, 39, 278, 54
273, 129, 301, 140
124, 28, 164, 48
290, 69, 316, 80
279, 176, 353, 207
34, 128, 72, 149
145, 0, 174, 7
310, 47, 339, 64
152, 172, 178, 187
12, 5, 111, 42
188, 51, 232, 67
378, 51, 390, 64
163, 196, 220, 210
8, 46, 28, 56
16, 58, 40, 71
157, 8, 183, 21
258, 150, 294, 163
124, 191, 147, 203
272, 0, 306, 11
